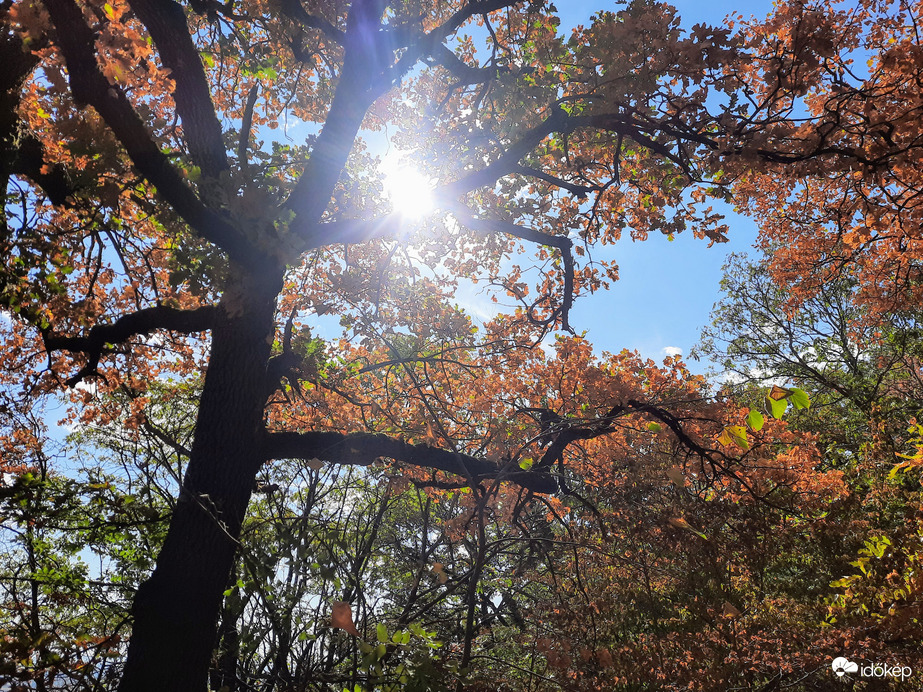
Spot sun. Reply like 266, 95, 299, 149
381, 156, 434, 219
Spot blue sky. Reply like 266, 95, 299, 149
552, 1, 772, 367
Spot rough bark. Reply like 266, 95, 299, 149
117, 268, 282, 692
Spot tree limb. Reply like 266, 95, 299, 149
237, 84, 260, 173
262, 431, 558, 494
42, 0, 258, 265
305, 209, 576, 329
127, 0, 229, 178
449, 211, 575, 331
42, 304, 217, 386
436, 106, 570, 198
278, 0, 345, 43
512, 164, 598, 198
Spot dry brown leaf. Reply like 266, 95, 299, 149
666, 467, 684, 486
331, 601, 360, 637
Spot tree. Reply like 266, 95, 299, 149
727, 0, 923, 321
3, 0, 922, 689
696, 253, 923, 673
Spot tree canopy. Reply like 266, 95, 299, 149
2, 0, 923, 689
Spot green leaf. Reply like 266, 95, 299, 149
746, 409, 764, 432
376, 623, 388, 643
518, 457, 534, 470
768, 395, 787, 419
647, 422, 663, 432
726, 425, 749, 450
789, 387, 810, 410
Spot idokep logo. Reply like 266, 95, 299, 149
831, 656, 913, 681
831, 657, 858, 677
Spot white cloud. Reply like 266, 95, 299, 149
662, 346, 683, 357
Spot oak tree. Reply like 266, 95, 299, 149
3, 0, 922, 688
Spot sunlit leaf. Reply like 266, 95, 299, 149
726, 425, 749, 450
789, 387, 810, 410
768, 395, 788, 420
331, 601, 360, 637
746, 409, 764, 432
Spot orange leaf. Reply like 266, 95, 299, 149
331, 601, 360, 637
768, 385, 789, 400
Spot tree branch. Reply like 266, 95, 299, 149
305, 209, 576, 329
42, 0, 257, 265
237, 84, 259, 173
277, 0, 345, 43
450, 211, 575, 331
127, 0, 228, 179
284, 1, 393, 238
435, 106, 570, 198
262, 431, 558, 494
0, 31, 72, 205
42, 304, 217, 386
512, 164, 598, 198
427, 44, 513, 85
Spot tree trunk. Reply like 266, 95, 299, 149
118, 267, 282, 692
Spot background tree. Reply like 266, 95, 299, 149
696, 252, 923, 684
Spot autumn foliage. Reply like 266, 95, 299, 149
1, 0, 923, 689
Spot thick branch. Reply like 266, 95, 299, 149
278, 0, 344, 43
237, 84, 259, 173
513, 164, 598, 198
0, 31, 72, 205
305, 213, 402, 248
43, 304, 217, 386
427, 44, 511, 85
307, 209, 576, 329
286, 2, 393, 241
42, 0, 256, 265
436, 106, 570, 198
392, 0, 518, 72
6, 130, 72, 206
262, 431, 558, 494
127, 0, 228, 178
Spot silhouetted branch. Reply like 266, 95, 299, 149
43, 0, 257, 265
43, 304, 217, 386
262, 431, 558, 494
128, 0, 229, 178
